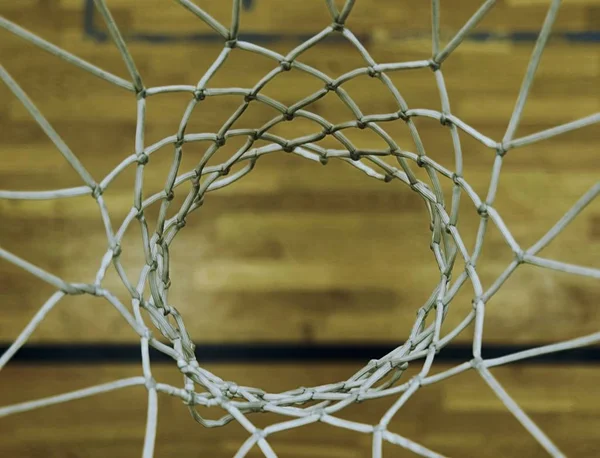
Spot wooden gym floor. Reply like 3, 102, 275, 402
0, 0, 599, 456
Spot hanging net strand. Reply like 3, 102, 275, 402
0, 0, 599, 457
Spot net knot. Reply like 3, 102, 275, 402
136, 88, 147, 100
472, 298, 483, 310
225, 39, 237, 49
367, 66, 380, 78
284, 110, 295, 121
215, 136, 226, 147
244, 93, 257, 103
92, 185, 103, 200
182, 390, 195, 406
175, 218, 187, 229
194, 195, 205, 208
471, 357, 484, 369
177, 359, 192, 373
477, 203, 489, 218
331, 22, 345, 32
303, 388, 316, 400
254, 429, 267, 439
193, 89, 206, 101
223, 382, 239, 397
452, 173, 462, 185
397, 110, 409, 122
137, 153, 149, 165
416, 155, 426, 168
515, 250, 526, 265
166, 190, 175, 201
429, 59, 441, 71
134, 206, 144, 220
439, 113, 451, 126
175, 136, 185, 148
283, 143, 294, 153
349, 150, 360, 161
141, 326, 152, 341
356, 118, 369, 130
148, 260, 158, 271
219, 165, 230, 176
111, 243, 122, 258
324, 81, 338, 92
280, 60, 292, 71
384, 174, 393, 183
354, 391, 365, 403
145, 376, 157, 390
319, 154, 329, 165
70, 283, 98, 296
496, 142, 508, 157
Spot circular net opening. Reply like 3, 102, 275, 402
117, 3, 488, 437
1, 1, 599, 457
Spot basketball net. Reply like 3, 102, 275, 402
1, 1, 599, 457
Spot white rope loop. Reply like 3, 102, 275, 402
0, 1, 598, 457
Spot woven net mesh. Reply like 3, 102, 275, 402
1, 0, 599, 457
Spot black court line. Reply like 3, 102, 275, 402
83, 0, 600, 44
2, 343, 599, 365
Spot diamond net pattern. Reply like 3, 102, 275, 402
0, 1, 599, 457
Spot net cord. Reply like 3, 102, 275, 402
0, 0, 598, 457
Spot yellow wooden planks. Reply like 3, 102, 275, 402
1, 363, 600, 457
0, 0, 598, 347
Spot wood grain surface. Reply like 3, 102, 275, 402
1, 363, 600, 457
1, 0, 598, 346
0, 1, 599, 456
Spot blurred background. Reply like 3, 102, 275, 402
0, 0, 599, 456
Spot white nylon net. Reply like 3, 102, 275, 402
1, 1, 599, 457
